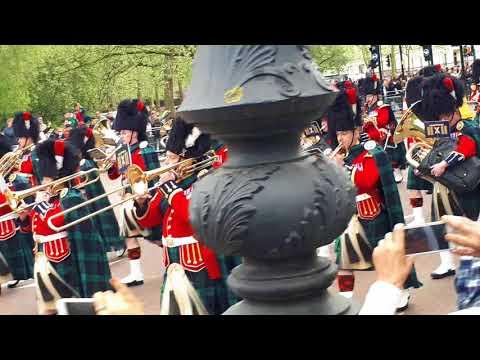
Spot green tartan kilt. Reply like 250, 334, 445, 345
471, 113, 480, 127
335, 210, 422, 289
406, 166, 433, 191
82, 162, 124, 251
163, 248, 240, 315
385, 142, 407, 168
42, 251, 81, 295
0, 232, 34, 280
39, 243, 112, 298
454, 187, 480, 221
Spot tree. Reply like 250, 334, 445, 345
310, 45, 356, 73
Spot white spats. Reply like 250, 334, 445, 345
121, 259, 144, 286
396, 289, 411, 312
393, 168, 403, 183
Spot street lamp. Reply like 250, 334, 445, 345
399, 45, 405, 78
178, 45, 359, 315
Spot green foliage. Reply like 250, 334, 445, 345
0, 45, 196, 128
310, 45, 356, 73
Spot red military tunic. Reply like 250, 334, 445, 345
135, 184, 221, 279
363, 104, 395, 146
454, 133, 477, 159
30, 199, 70, 263
108, 146, 147, 180
18, 153, 38, 186
350, 149, 384, 221
0, 192, 17, 241
213, 145, 228, 169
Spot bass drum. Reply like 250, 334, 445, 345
417, 138, 480, 194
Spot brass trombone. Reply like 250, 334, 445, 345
47, 151, 219, 232
0, 168, 103, 219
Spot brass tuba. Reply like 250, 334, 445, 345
392, 101, 435, 170
0, 143, 35, 178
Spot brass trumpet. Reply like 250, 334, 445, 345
47, 151, 219, 232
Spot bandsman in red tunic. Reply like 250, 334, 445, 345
361, 74, 407, 183
12, 111, 41, 186
107, 99, 162, 287
133, 118, 240, 314
328, 89, 421, 312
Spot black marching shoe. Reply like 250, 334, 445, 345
431, 269, 456, 280
125, 280, 144, 287
396, 290, 411, 313
7, 280, 20, 288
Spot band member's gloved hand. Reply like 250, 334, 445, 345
373, 224, 415, 289
157, 171, 182, 201
430, 160, 448, 177
360, 132, 370, 144
94, 278, 145, 315
443, 215, 480, 257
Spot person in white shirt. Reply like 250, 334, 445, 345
360, 216, 480, 315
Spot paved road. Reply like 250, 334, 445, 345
0, 169, 459, 315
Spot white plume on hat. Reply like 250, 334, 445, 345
185, 127, 202, 148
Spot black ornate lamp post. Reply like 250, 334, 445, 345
178, 45, 359, 315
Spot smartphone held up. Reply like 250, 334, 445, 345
404, 220, 451, 256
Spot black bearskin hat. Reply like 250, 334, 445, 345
472, 59, 480, 85
328, 91, 360, 133
418, 65, 442, 77
363, 74, 380, 96
66, 126, 95, 160
36, 140, 81, 179
420, 74, 465, 121
0, 134, 12, 158
405, 76, 427, 119
166, 117, 211, 159
12, 112, 40, 143
113, 99, 148, 142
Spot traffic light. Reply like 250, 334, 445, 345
386, 55, 391, 67
422, 45, 433, 63
369, 45, 380, 69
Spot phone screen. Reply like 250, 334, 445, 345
57, 299, 96, 315
404, 222, 450, 255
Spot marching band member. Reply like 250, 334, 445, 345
133, 118, 240, 314
0, 134, 34, 290
469, 59, 480, 127
32, 139, 111, 314
12, 111, 41, 186
414, 74, 480, 307
361, 74, 407, 183
404, 69, 438, 227
330, 90, 421, 311
108, 99, 162, 287
66, 126, 125, 253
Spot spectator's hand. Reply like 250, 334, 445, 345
373, 224, 415, 289
443, 215, 480, 257
93, 278, 145, 315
